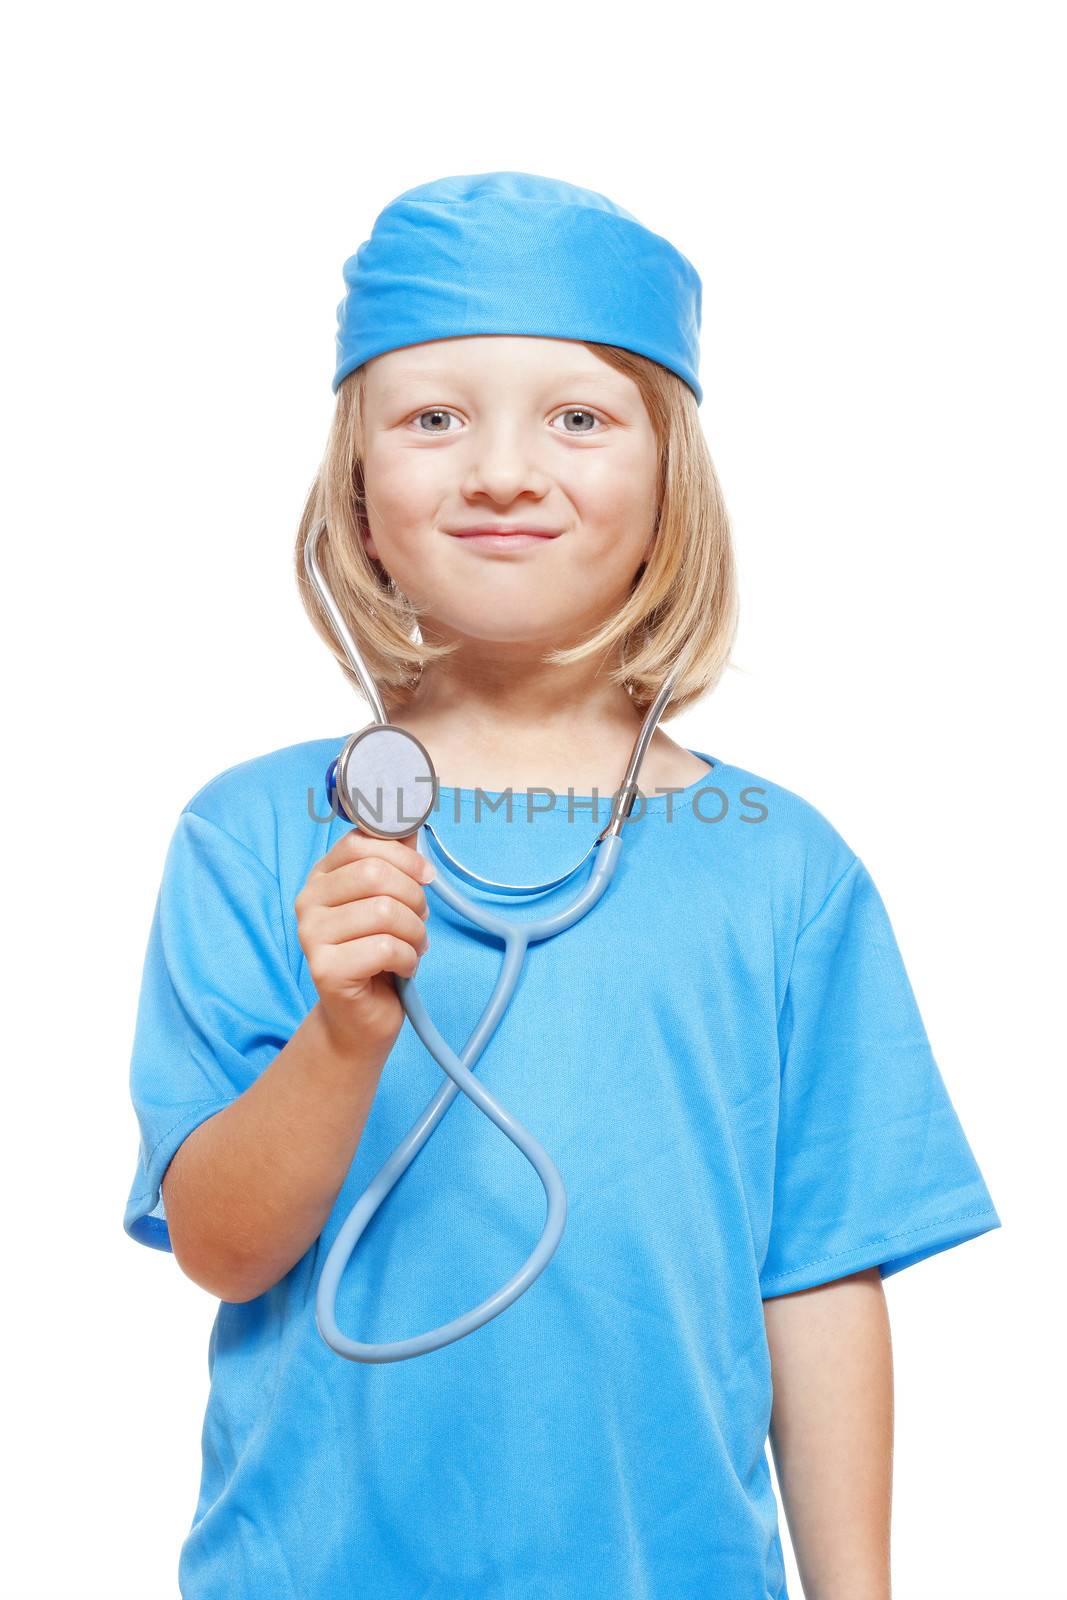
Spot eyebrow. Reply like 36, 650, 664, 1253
378, 369, 623, 395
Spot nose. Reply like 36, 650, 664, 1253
458, 420, 552, 505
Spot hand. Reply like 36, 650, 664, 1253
295, 826, 434, 1053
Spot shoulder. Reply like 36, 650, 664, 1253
175, 734, 345, 879
705, 754, 861, 932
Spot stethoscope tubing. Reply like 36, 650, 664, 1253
314, 831, 625, 1362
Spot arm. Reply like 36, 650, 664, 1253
161, 823, 433, 1304
162, 1003, 393, 1302
762, 1267, 893, 1600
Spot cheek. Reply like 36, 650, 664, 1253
568, 453, 657, 557
365, 447, 441, 527
575, 441, 657, 517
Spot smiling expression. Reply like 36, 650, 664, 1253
359, 335, 660, 651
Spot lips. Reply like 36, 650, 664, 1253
447, 525, 562, 552
447, 534, 563, 547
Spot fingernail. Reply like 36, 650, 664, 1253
421, 861, 436, 883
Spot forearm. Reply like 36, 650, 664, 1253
763, 1267, 894, 1600
161, 1004, 393, 1302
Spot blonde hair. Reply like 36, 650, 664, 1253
294, 343, 738, 721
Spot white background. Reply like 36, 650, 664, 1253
1, 3, 1061, 1597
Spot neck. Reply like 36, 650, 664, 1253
384, 649, 656, 797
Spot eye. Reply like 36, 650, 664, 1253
409, 408, 462, 435
549, 408, 606, 436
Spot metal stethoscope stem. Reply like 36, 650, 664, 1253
303, 518, 680, 1361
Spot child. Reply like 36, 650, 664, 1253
123, 171, 1001, 1600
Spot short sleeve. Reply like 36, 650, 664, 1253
760, 855, 1001, 1297
122, 809, 308, 1253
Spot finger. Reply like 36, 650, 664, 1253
310, 826, 431, 884
312, 856, 432, 918
310, 933, 423, 990
308, 896, 431, 952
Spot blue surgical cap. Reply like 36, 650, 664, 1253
332, 171, 704, 405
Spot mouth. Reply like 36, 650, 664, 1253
447, 526, 562, 551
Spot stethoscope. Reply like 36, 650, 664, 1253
304, 517, 681, 1363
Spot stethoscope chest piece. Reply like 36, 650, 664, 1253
328, 723, 438, 840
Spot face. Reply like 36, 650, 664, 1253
359, 336, 659, 653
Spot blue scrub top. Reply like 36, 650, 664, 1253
123, 738, 1001, 1600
